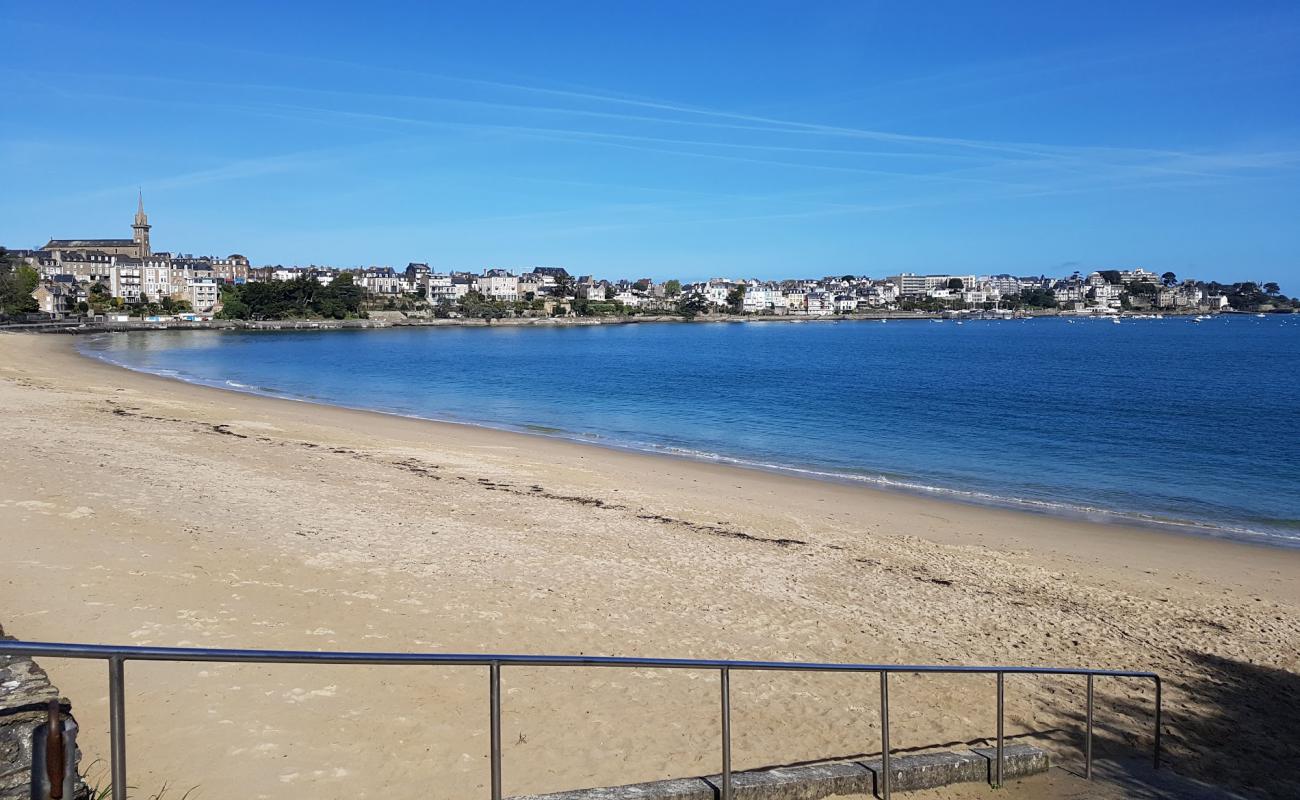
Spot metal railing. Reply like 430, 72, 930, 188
0, 641, 1161, 800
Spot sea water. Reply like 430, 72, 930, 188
79, 315, 1300, 546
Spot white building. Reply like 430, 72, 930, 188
188, 278, 220, 312
980, 275, 1023, 297
805, 291, 832, 315
480, 270, 520, 301
702, 280, 732, 308
425, 273, 452, 302
782, 288, 808, 311
360, 268, 402, 295
888, 273, 928, 297
742, 285, 784, 313
109, 261, 142, 303
1090, 284, 1123, 307
925, 274, 976, 292
140, 257, 177, 300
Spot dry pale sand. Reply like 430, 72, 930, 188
0, 332, 1296, 800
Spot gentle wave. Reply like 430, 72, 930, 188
632, 444, 1300, 545
77, 335, 1300, 549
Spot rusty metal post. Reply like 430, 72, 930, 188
45, 699, 65, 799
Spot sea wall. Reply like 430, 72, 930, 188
0, 627, 84, 800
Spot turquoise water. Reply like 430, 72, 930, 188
79, 316, 1300, 546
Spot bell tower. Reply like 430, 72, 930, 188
132, 190, 151, 257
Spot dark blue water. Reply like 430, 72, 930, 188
79, 316, 1300, 546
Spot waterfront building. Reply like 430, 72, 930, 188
480, 269, 520, 301
742, 284, 783, 313
187, 277, 220, 312
404, 262, 431, 289
32, 283, 74, 317
1091, 284, 1123, 307
425, 273, 453, 303
888, 273, 928, 297
782, 288, 808, 310
576, 276, 606, 300
980, 275, 1022, 297
805, 291, 832, 315
517, 272, 554, 298
109, 261, 142, 303
360, 267, 402, 295
209, 256, 250, 285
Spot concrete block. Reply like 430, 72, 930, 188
511, 776, 714, 800
704, 761, 872, 800
969, 743, 1051, 783
859, 750, 987, 793
510, 745, 1050, 800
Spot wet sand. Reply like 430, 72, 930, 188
0, 332, 1296, 798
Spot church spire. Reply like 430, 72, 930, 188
132, 190, 151, 257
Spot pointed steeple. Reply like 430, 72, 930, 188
132, 189, 151, 256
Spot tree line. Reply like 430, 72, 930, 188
217, 273, 365, 320
0, 248, 39, 317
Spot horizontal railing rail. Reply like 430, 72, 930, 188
0, 640, 1161, 800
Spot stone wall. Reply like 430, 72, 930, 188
0, 626, 84, 800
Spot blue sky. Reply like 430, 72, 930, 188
2, 1, 1298, 286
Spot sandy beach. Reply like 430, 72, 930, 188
1, 331, 1296, 799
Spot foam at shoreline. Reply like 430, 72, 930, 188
76, 336, 1300, 549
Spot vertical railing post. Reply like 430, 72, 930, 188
720, 668, 732, 800
1153, 676, 1162, 770
995, 672, 1004, 788
879, 671, 890, 800
1085, 673, 1094, 780
490, 662, 502, 800
108, 656, 126, 800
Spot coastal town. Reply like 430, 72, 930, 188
1, 198, 1293, 324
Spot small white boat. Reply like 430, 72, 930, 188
1111, 317, 1121, 324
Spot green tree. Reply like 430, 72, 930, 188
0, 248, 40, 315
677, 291, 710, 319
946, 277, 965, 290
1018, 286, 1057, 308
663, 279, 681, 297
1161, 271, 1177, 287
725, 284, 746, 314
